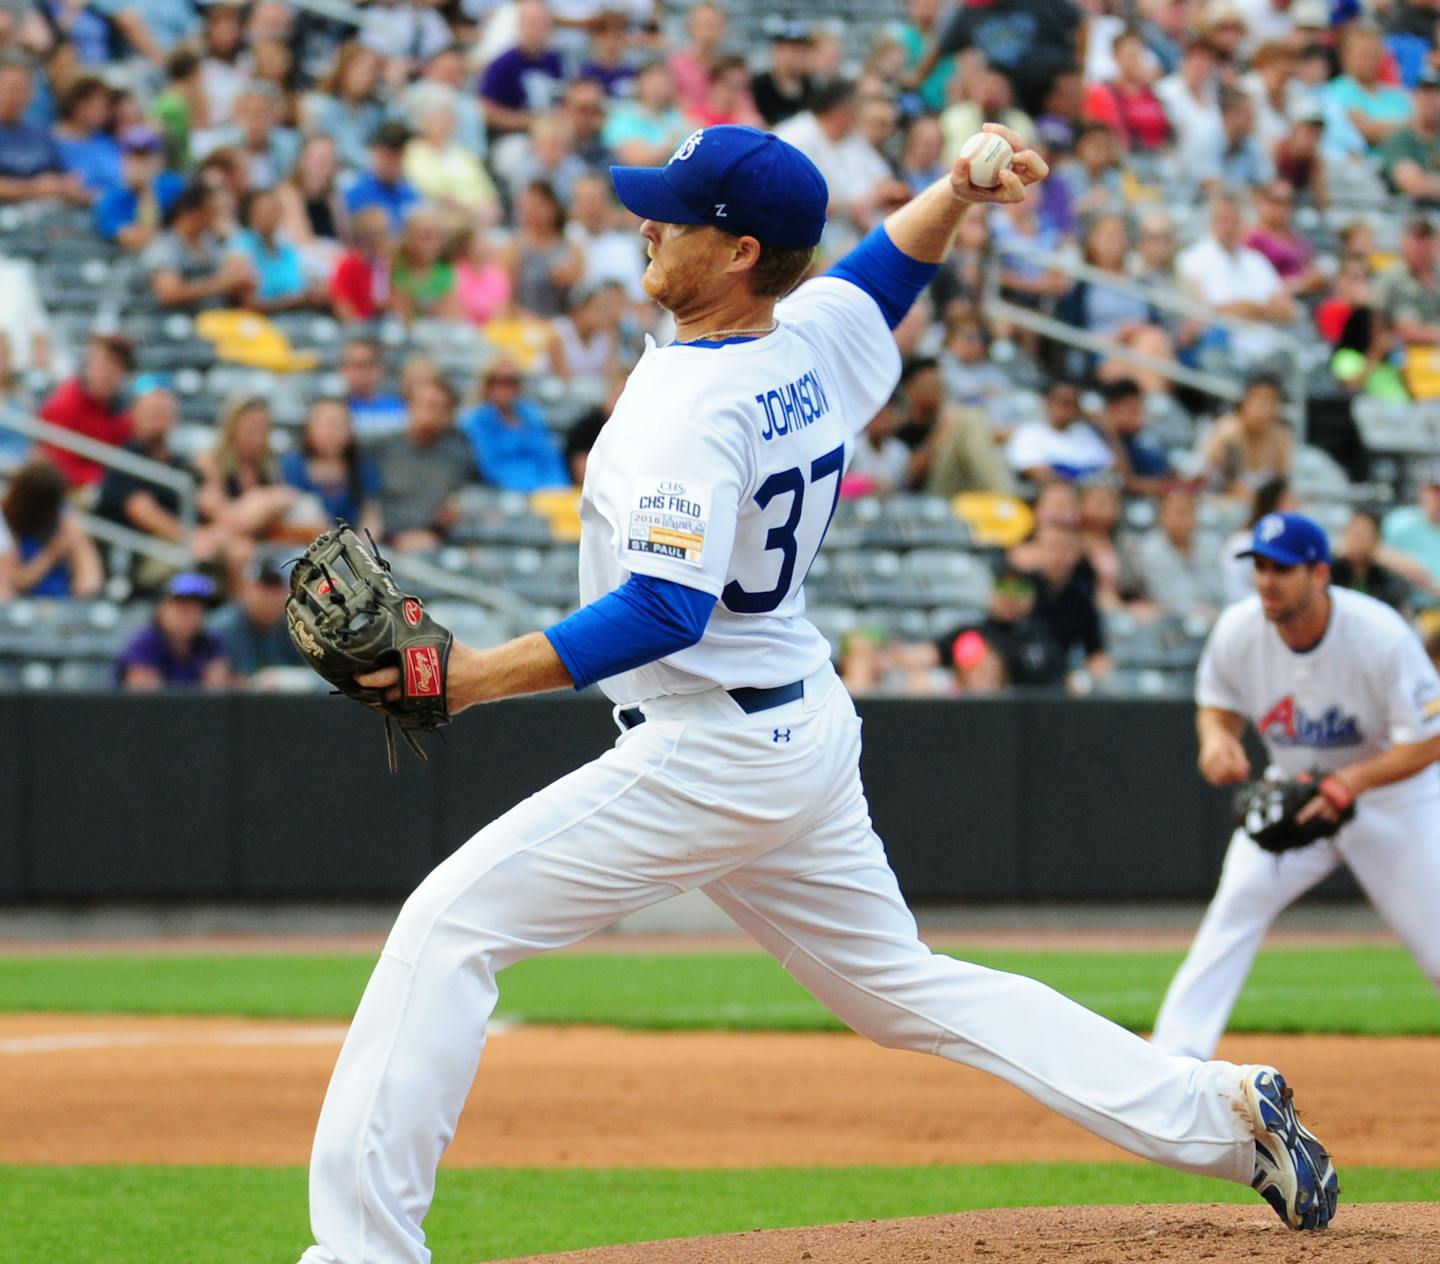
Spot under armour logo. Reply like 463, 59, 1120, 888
714, 202, 727, 217
773, 728, 791, 744
670, 129, 704, 162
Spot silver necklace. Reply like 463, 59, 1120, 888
687, 322, 777, 341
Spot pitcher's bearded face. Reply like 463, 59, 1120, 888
640, 220, 735, 312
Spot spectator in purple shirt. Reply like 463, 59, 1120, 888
579, 9, 637, 100
480, 0, 566, 139
1244, 179, 1327, 298
114, 570, 232, 689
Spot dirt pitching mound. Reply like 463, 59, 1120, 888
489, 1203, 1439, 1264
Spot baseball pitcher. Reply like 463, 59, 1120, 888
291, 129, 1336, 1264
1153, 511, 1440, 1058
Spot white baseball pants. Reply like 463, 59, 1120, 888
298, 665, 1257, 1264
1152, 804, 1440, 1060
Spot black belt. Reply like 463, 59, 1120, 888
619, 680, 803, 731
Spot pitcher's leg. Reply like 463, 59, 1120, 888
1344, 812, 1440, 989
1152, 832, 1340, 1058
705, 830, 1254, 1183
299, 747, 701, 1264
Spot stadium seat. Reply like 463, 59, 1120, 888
1353, 397, 1440, 454
830, 550, 902, 581
806, 605, 862, 646
420, 602, 510, 649
1093, 668, 1192, 698
926, 607, 984, 639
1292, 444, 1358, 501
55, 661, 116, 690
1195, 500, 1246, 535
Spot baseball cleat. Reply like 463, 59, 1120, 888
1243, 1066, 1339, 1230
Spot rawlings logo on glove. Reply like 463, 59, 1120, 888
286, 525, 454, 772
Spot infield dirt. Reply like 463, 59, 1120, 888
0, 1016, 1433, 1169
489, 1204, 1440, 1264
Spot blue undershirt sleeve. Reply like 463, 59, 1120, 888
543, 573, 717, 691
826, 224, 940, 330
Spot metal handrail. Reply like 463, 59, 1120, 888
387, 552, 536, 621
291, 0, 365, 23
995, 240, 1289, 338
2, 410, 553, 619
0, 409, 197, 530
983, 240, 1310, 438
73, 508, 195, 571
983, 293, 1245, 404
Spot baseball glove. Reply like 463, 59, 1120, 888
286, 525, 454, 772
1233, 770, 1356, 854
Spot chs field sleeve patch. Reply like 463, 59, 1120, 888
1387, 633, 1440, 745
625, 477, 715, 569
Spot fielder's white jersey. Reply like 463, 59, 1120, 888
1197, 587, 1440, 810
578, 276, 900, 705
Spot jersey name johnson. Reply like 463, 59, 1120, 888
755, 369, 831, 441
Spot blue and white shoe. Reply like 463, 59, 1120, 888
1243, 1066, 1339, 1230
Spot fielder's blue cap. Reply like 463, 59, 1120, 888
610, 125, 829, 249
1238, 512, 1332, 567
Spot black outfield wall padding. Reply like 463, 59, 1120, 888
4, 692, 1354, 903
0, 695, 25, 897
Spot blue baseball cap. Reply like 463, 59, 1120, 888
166, 571, 218, 600
610, 125, 829, 249
1238, 512, 1332, 567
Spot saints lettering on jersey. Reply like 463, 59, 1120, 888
1256, 696, 1363, 748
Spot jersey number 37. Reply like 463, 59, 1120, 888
722, 443, 844, 614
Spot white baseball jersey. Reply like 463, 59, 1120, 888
1196, 587, 1440, 810
577, 275, 900, 705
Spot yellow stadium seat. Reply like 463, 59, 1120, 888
951, 491, 1034, 548
1404, 347, 1440, 400
530, 486, 582, 541
194, 311, 320, 372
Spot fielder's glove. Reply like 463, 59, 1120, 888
286, 525, 453, 772
1233, 770, 1356, 854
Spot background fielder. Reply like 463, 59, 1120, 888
295, 128, 1336, 1264
1153, 512, 1440, 1059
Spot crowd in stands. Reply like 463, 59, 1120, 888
2, 0, 1440, 696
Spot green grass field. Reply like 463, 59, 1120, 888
3, 943, 1436, 1263
1, 943, 1436, 1034
3, 1164, 1437, 1264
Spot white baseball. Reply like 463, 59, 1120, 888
958, 132, 1014, 189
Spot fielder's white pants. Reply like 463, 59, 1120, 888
298, 666, 1257, 1264
1152, 803, 1440, 1060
